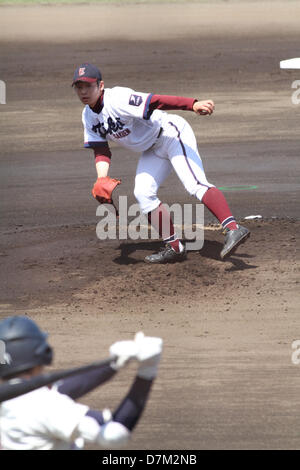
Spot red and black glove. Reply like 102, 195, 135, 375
92, 176, 121, 204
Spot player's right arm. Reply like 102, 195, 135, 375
82, 107, 112, 176
82, 107, 121, 203
77, 333, 163, 448
94, 145, 111, 178
96, 160, 110, 178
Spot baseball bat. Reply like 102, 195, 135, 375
0, 356, 115, 403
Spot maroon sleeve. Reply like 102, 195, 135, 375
149, 94, 197, 114
94, 143, 112, 164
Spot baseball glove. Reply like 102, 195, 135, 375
92, 176, 121, 204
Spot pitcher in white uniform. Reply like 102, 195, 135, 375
73, 63, 250, 263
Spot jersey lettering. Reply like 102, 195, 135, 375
114, 128, 131, 139
107, 117, 125, 134
92, 116, 127, 138
83, 88, 161, 151
92, 122, 107, 138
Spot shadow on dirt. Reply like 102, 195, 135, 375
113, 238, 257, 271
113, 240, 164, 265
199, 239, 257, 271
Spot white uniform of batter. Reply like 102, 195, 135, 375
0, 385, 129, 450
83, 87, 214, 214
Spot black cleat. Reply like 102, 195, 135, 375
220, 225, 250, 260
144, 244, 187, 264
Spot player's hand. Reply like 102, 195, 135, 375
134, 332, 163, 380
92, 176, 121, 204
109, 332, 163, 378
193, 100, 215, 116
109, 340, 138, 370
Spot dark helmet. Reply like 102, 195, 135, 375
0, 316, 53, 379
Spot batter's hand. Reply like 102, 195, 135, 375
134, 332, 163, 380
109, 339, 138, 370
193, 100, 215, 116
109, 332, 163, 379
92, 176, 121, 204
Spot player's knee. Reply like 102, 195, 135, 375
133, 182, 143, 203
194, 184, 214, 201
135, 193, 160, 214
134, 181, 160, 214
185, 183, 215, 201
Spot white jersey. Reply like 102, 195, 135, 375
82, 87, 169, 153
0, 386, 89, 450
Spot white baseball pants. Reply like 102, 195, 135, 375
134, 114, 215, 214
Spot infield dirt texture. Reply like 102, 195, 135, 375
0, 0, 300, 450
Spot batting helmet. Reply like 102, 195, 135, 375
0, 316, 53, 379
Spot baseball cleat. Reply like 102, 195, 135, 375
220, 225, 250, 260
144, 243, 187, 264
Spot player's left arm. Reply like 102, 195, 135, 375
55, 363, 117, 400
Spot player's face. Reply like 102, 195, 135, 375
74, 81, 103, 107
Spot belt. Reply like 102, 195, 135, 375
157, 127, 163, 139
148, 127, 163, 151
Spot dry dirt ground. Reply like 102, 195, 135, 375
0, 1, 300, 450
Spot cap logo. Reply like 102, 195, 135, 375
79, 67, 86, 76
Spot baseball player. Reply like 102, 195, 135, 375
73, 63, 250, 263
0, 316, 162, 450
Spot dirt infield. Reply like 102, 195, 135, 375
0, 1, 300, 450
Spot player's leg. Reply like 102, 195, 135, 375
134, 151, 186, 263
165, 116, 250, 258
